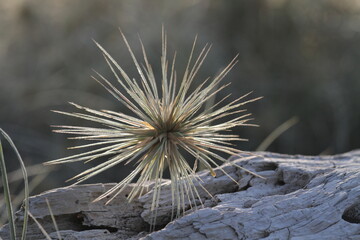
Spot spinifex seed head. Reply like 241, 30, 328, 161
46, 28, 261, 226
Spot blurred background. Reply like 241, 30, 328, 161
0, 0, 359, 213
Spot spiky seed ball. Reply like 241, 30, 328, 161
46, 29, 260, 225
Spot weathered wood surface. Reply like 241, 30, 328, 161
1, 150, 360, 239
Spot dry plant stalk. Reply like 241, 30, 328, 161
45, 29, 260, 225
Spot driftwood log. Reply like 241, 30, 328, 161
1, 150, 360, 239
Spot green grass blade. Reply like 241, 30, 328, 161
0, 129, 29, 240
0, 136, 16, 239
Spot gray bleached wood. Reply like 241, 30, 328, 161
0, 183, 150, 239
144, 150, 360, 239
1, 150, 360, 239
